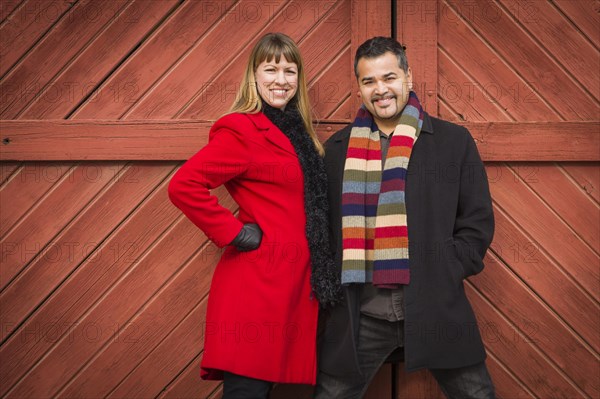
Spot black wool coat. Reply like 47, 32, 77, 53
319, 112, 495, 375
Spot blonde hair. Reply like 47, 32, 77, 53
229, 33, 323, 156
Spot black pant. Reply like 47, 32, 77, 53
223, 372, 272, 399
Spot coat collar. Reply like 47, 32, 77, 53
245, 112, 296, 156
334, 112, 434, 142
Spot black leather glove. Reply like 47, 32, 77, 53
230, 223, 262, 252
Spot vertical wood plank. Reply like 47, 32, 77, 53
351, 0, 392, 112
396, 0, 438, 115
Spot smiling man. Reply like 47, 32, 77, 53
315, 37, 496, 398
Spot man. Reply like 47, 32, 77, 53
315, 37, 495, 399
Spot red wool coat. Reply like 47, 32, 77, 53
168, 112, 319, 384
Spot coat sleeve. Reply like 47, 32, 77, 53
453, 130, 495, 278
168, 125, 250, 247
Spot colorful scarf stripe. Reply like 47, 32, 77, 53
341, 92, 424, 287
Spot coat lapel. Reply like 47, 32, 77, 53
246, 112, 297, 156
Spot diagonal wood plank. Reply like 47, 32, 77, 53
495, 0, 599, 103
70, 0, 237, 119
0, 0, 73, 78
19, 0, 180, 119
107, 296, 210, 398
58, 241, 221, 398
553, 0, 600, 52
563, 162, 600, 204
159, 351, 221, 399
467, 278, 585, 398
123, 0, 289, 119
0, 0, 22, 23
178, 0, 349, 120
0, 162, 72, 238
0, 163, 172, 344
4, 212, 208, 398
0, 162, 127, 292
0, 0, 130, 118
442, 0, 598, 120
488, 164, 599, 300
470, 253, 598, 397
489, 200, 600, 354
0, 169, 180, 395
512, 162, 599, 254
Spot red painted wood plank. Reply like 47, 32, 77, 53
438, 51, 511, 122
438, 96, 460, 122
0, 0, 130, 118
178, 0, 349, 120
124, 1, 289, 119
71, 0, 236, 119
59, 242, 220, 397
293, 0, 351, 94
364, 363, 394, 399
108, 297, 209, 398
0, 162, 126, 292
485, 353, 533, 399
0, 0, 22, 22
5, 215, 207, 398
488, 164, 599, 299
159, 352, 221, 399
0, 162, 72, 238
512, 162, 599, 254
395, 366, 444, 399
467, 122, 600, 161
20, 0, 179, 119
442, 0, 598, 120
0, 161, 20, 184
0, 163, 171, 343
327, 93, 352, 120
0, 0, 72, 77
350, 0, 391, 112
466, 279, 585, 398
309, 46, 352, 121
2, 120, 598, 161
490, 201, 600, 354
470, 253, 598, 397
496, 0, 599, 103
438, 3, 560, 122
0, 170, 181, 395
396, 0, 438, 115
553, 0, 600, 55
563, 162, 600, 204
4, 181, 238, 398
0, 120, 213, 160
0, 120, 600, 161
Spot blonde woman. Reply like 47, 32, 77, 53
168, 33, 341, 398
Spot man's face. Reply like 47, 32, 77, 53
356, 52, 413, 128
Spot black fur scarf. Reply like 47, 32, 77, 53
261, 100, 342, 307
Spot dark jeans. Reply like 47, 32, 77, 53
314, 315, 495, 399
223, 372, 272, 399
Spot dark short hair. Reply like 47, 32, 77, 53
354, 37, 409, 77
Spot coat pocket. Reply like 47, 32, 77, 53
443, 237, 466, 286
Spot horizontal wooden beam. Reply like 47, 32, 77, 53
0, 120, 598, 161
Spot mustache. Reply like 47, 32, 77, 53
371, 94, 396, 102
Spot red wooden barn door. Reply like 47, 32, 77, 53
0, 1, 367, 398
391, 1, 599, 398
1, 0, 598, 398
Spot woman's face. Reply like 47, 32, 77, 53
255, 55, 298, 111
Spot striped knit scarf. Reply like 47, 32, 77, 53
341, 91, 423, 288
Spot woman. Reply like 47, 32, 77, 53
168, 33, 341, 397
